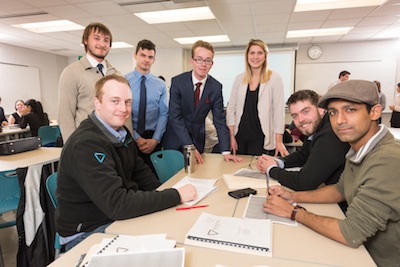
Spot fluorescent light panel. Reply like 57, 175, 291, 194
174, 35, 230, 45
134, 7, 215, 24
295, 0, 388, 12
112, 42, 134, 48
287, 27, 353, 38
12, 20, 84, 33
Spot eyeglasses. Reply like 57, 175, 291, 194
193, 58, 213, 65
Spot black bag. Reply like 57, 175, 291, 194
0, 137, 42, 155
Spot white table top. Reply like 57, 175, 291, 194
48, 153, 376, 267
388, 127, 400, 140
0, 147, 62, 171
105, 154, 376, 267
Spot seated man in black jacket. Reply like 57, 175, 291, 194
56, 75, 196, 250
256, 90, 350, 191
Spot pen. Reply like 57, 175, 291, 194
176, 205, 209, 211
266, 174, 270, 196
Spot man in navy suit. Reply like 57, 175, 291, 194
163, 40, 242, 164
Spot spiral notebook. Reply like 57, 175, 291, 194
184, 212, 272, 257
79, 234, 184, 267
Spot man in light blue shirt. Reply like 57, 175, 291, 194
125, 39, 168, 177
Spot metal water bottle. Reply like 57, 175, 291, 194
183, 144, 196, 174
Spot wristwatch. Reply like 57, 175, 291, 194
290, 205, 306, 221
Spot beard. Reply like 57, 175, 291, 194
297, 116, 322, 136
87, 46, 108, 60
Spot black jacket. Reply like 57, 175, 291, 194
56, 113, 181, 236
269, 114, 350, 190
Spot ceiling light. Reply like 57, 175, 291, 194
287, 27, 353, 38
12, 20, 84, 33
295, 0, 388, 12
134, 7, 215, 24
174, 35, 230, 45
112, 42, 134, 48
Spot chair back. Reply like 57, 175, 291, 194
46, 172, 58, 208
0, 170, 20, 228
45, 172, 62, 258
38, 125, 61, 147
150, 150, 184, 183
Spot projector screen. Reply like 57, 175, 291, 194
209, 49, 296, 106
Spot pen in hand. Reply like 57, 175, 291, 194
176, 205, 209, 211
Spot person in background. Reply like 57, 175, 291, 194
20, 99, 49, 136
226, 39, 288, 157
125, 39, 168, 177
374, 80, 386, 124
8, 99, 26, 125
256, 90, 350, 193
56, 75, 197, 251
389, 82, 400, 128
263, 80, 400, 267
328, 70, 351, 89
162, 40, 242, 164
204, 115, 219, 153
0, 97, 8, 126
58, 22, 121, 142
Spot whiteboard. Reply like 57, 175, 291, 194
296, 60, 397, 113
210, 50, 295, 106
0, 63, 41, 115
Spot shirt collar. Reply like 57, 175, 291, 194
134, 69, 150, 80
191, 72, 207, 88
93, 112, 127, 142
346, 125, 388, 164
86, 54, 107, 73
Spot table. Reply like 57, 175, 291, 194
49, 153, 376, 267
388, 127, 400, 140
105, 153, 376, 267
1, 147, 62, 266
0, 126, 30, 141
105, 154, 246, 243
47, 234, 331, 267
0, 147, 62, 172
47, 233, 117, 267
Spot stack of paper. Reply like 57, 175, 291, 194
173, 176, 218, 206
79, 234, 184, 267
223, 168, 280, 190
185, 212, 272, 257
243, 195, 297, 226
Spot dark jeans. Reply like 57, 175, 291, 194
64, 222, 111, 251
236, 135, 275, 156
137, 130, 162, 180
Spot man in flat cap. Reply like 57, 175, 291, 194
262, 80, 400, 267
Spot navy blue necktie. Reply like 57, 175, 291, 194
97, 63, 104, 76
137, 76, 147, 135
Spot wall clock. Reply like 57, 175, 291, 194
307, 45, 323, 60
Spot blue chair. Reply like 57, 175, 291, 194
45, 172, 62, 259
150, 150, 184, 183
0, 170, 20, 228
38, 125, 61, 147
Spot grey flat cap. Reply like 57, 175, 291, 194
319, 80, 379, 109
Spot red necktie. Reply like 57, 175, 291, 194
194, 82, 202, 107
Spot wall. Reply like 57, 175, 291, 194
69, 47, 186, 89
2, 39, 400, 127
0, 42, 68, 120
293, 39, 400, 126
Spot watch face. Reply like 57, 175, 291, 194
308, 45, 322, 59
